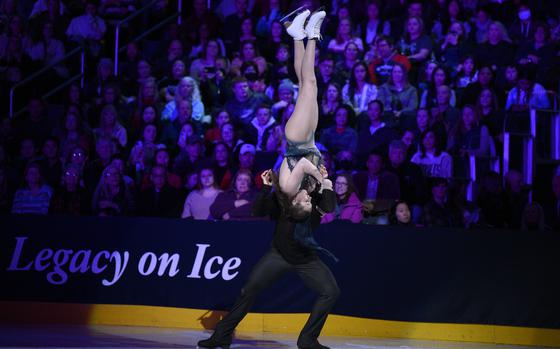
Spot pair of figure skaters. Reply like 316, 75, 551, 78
198, 8, 339, 349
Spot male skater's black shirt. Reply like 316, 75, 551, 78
252, 185, 336, 264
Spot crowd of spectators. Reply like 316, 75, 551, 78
1, 0, 560, 230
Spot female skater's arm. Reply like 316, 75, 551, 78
280, 157, 323, 197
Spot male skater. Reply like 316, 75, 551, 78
197, 165, 338, 349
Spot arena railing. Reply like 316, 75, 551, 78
9, 44, 86, 119
502, 95, 560, 201
113, 0, 182, 76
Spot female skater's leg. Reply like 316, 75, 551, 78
284, 10, 325, 145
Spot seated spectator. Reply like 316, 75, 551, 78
140, 148, 181, 190
268, 44, 297, 87
505, 66, 550, 111
38, 137, 62, 188
461, 65, 497, 107
109, 155, 134, 189
161, 77, 207, 125
475, 21, 514, 70
14, 138, 40, 176
11, 162, 52, 215
398, 16, 433, 66
129, 123, 163, 176
233, 40, 267, 77
508, 3, 536, 45
472, 6, 492, 44
377, 63, 418, 121
138, 166, 181, 218
212, 141, 234, 190
190, 39, 223, 81
436, 21, 472, 75
356, 100, 400, 162
205, 110, 230, 146
173, 136, 204, 179
93, 105, 127, 148
317, 55, 343, 101
220, 121, 241, 150
334, 42, 360, 82
25, 20, 66, 77
476, 88, 504, 142
388, 200, 413, 226
244, 105, 277, 150
421, 67, 457, 109
448, 105, 495, 158
545, 174, 560, 230
353, 151, 400, 202
430, 0, 471, 44
328, 18, 364, 56
49, 164, 90, 215
182, 167, 222, 220
160, 101, 194, 149
154, 39, 188, 79
53, 107, 92, 162
413, 108, 448, 152
270, 79, 296, 119
357, 1, 391, 48
65, 0, 106, 44
83, 137, 117, 191
342, 61, 378, 115
210, 169, 257, 220
454, 55, 478, 90
318, 83, 342, 135
387, 140, 426, 223
411, 129, 453, 178
320, 104, 358, 154
91, 164, 135, 216
422, 177, 461, 227
515, 22, 555, 76
521, 202, 547, 230
65, 145, 88, 177
159, 59, 187, 94
368, 35, 411, 85
130, 105, 160, 141
321, 173, 363, 224
225, 77, 270, 127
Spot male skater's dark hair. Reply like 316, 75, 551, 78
270, 171, 312, 221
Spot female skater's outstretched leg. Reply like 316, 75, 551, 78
280, 10, 326, 197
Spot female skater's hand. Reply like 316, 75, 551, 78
261, 169, 273, 186
319, 165, 328, 179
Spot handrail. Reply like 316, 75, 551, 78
9, 44, 85, 118
118, 13, 179, 54
114, 0, 182, 76
11, 74, 83, 119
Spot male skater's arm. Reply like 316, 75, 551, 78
316, 178, 336, 213
252, 170, 280, 218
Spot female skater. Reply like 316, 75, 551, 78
278, 8, 327, 208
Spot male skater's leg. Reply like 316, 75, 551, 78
295, 258, 340, 349
198, 248, 292, 347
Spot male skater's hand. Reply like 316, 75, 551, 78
261, 169, 273, 186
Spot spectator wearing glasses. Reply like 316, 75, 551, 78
50, 164, 90, 215
321, 173, 363, 224
138, 166, 181, 218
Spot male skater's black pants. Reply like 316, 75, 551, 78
212, 247, 340, 347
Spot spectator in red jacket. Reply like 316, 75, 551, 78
368, 35, 411, 85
